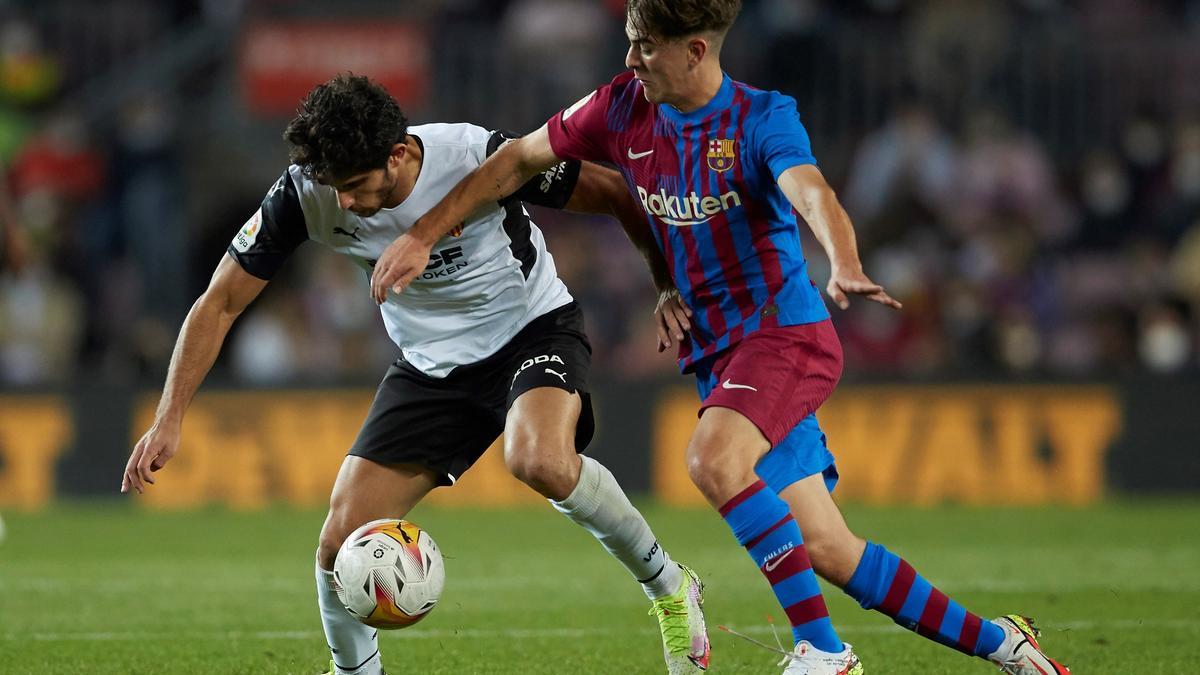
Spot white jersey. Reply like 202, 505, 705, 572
228, 123, 581, 377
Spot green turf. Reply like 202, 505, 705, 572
1, 500, 1198, 674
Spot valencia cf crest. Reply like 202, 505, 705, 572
707, 138, 736, 173
449, 222, 464, 237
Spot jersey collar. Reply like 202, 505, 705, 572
658, 73, 734, 126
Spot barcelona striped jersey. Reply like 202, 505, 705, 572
547, 71, 829, 371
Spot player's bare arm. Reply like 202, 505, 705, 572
778, 164, 902, 311
566, 162, 692, 351
121, 254, 267, 494
369, 125, 560, 303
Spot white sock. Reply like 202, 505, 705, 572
316, 560, 383, 675
551, 455, 682, 599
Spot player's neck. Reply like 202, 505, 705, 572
388, 135, 424, 206
670, 63, 725, 114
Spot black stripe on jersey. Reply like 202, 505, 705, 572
487, 129, 580, 210
502, 201, 536, 279
228, 170, 309, 280
485, 129, 517, 158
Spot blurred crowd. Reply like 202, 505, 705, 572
1, 0, 1199, 386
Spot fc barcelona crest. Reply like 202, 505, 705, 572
707, 138, 737, 172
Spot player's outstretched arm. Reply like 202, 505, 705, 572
369, 125, 561, 303
121, 254, 267, 494
778, 164, 902, 311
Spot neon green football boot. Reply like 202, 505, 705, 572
648, 563, 711, 673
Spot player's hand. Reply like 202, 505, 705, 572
370, 233, 433, 304
654, 287, 693, 352
827, 266, 902, 311
121, 421, 181, 494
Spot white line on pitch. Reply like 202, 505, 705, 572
5, 577, 1198, 593
5, 618, 1197, 642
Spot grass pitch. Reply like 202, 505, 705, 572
1, 500, 1198, 674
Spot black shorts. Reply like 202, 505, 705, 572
348, 302, 594, 485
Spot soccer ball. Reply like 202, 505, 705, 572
333, 518, 445, 629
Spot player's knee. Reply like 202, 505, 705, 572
804, 526, 863, 585
685, 446, 714, 489
316, 516, 354, 570
802, 526, 838, 566
316, 533, 342, 571
686, 442, 737, 500
504, 439, 574, 498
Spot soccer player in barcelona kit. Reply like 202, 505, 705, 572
374, 2, 1072, 674
120, 75, 711, 675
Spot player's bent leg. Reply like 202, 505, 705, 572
503, 386, 585, 501
506, 387, 680, 597
317, 456, 440, 675
778, 474, 866, 587
782, 474, 1012, 666
317, 456, 440, 568
685, 406, 768, 506
688, 407, 844, 656
840, 542, 1012, 660
506, 387, 709, 673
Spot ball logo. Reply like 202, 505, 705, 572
706, 138, 737, 173
373, 548, 385, 559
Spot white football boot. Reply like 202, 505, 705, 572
779, 640, 864, 675
988, 615, 1070, 674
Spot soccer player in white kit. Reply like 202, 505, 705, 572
120, 74, 711, 675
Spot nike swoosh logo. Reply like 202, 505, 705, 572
721, 379, 757, 392
763, 549, 794, 572
627, 148, 654, 159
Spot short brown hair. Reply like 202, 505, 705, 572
284, 74, 408, 182
626, 0, 742, 41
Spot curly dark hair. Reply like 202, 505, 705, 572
626, 0, 742, 41
283, 74, 409, 182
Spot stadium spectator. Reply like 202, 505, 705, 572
2, 0, 1199, 384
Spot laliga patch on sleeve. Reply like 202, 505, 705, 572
562, 91, 595, 121
233, 209, 262, 252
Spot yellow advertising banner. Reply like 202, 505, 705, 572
0, 384, 1123, 509
0, 396, 72, 509
654, 385, 1121, 506
129, 391, 542, 511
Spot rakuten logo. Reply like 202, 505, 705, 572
636, 187, 742, 227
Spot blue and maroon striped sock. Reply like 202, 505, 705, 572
845, 542, 1004, 658
719, 480, 842, 653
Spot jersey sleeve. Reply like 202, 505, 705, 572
227, 170, 309, 280
545, 86, 615, 164
753, 94, 818, 181
486, 130, 581, 210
